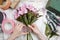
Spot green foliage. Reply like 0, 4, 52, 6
45, 24, 59, 39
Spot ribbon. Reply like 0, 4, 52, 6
0, 0, 3, 5
0, 0, 11, 10
2, 19, 15, 34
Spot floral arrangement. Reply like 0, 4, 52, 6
14, 4, 41, 40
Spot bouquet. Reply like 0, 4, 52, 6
14, 4, 41, 40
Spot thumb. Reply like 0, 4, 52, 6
28, 25, 34, 30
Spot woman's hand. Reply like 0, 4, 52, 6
13, 22, 28, 37
28, 24, 40, 35
8, 22, 28, 40
28, 23, 47, 40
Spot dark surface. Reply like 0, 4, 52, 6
0, 12, 4, 24
46, 0, 60, 16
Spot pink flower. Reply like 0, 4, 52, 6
14, 13, 19, 19
22, 3, 27, 8
14, 10, 18, 14
13, 10, 19, 19
17, 7, 21, 11
21, 5, 28, 13
27, 4, 37, 12
17, 4, 28, 15
14, 4, 38, 18
18, 11, 23, 15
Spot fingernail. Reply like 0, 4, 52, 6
28, 25, 30, 27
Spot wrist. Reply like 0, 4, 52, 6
36, 32, 46, 40
8, 34, 16, 40
36, 31, 41, 36
8, 37, 15, 40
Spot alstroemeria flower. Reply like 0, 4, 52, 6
17, 5, 28, 15
18, 11, 23, 15
14, 4, 38, 19
14, 13, 19, 19
27, 4, 37, 12
13, 10, 19, 19
21, 5, 28, 14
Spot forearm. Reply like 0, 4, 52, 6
7, 34, 16, 40
37, 32, 47, 40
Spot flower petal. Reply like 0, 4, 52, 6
27, 5, 34, 10
21, 5, 28, 14
18, 11, 23, 15
14, 13, 19, 19
27, 5, 37, 12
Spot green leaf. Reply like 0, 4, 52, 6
45, 24, 59, 39
22, 15, 28, 26
27, 32, 33, 40
49, 31, 59, 38
30, 16, 37, 24
27, 12, 33, 24
45, 24, 52, 36
16, 16, 23, 22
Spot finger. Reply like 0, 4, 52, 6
14, 23, 20, 30
16, 21, 21, 24
22, 26, 28, 32
18, 22, 25, 27
17, 22, 24, 26
16, 22, 20, 27
19, 25, 23, 30
28, 25, 34, 30
16, 21, 23, 26
17, 23, 24, 29
15, 24, 23, 31
16, 23, 21, 29
31, 23, 37, 28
